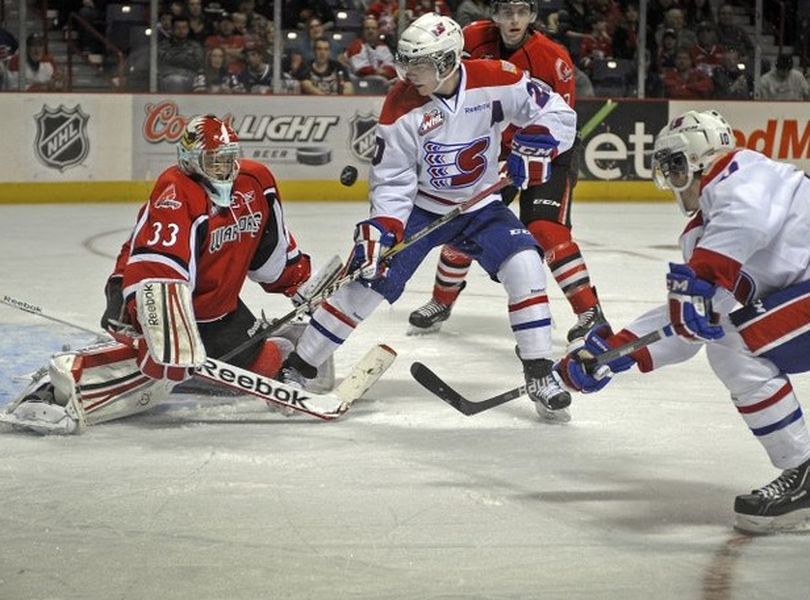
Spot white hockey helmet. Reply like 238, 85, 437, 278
652, 110, 735, 213
177, 114, 241, 207
394, 13, 463, 91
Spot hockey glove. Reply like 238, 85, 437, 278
100, 276, 128, 332
666, 263, 724, 342
555, 325, 635, 393
506, 129, 559, 189
350, 217, 403, 281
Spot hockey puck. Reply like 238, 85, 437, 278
340, 165, 358, 187
296, 147, 332, 166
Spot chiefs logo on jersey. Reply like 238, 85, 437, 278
555, 57, 574, 83
424, 137, 490, 189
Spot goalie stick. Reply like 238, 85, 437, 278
412, 327, 673, 416
1, 293, 396, 421
221, 176, 513, 361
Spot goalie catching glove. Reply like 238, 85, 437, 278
555, 325, 635, 393
349, 217, 404, 281
666, 263, 724, 342
506, 128, 559, 189
134, 280, 206, 381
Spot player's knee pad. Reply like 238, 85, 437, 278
497, 249, 547, 300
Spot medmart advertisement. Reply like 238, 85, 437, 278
0, 93, 805, 203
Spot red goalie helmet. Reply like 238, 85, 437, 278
177, 115, 241, 207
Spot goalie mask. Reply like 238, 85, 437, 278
177, 115, 241, 207
394, 13, 463, 94
652, 110, 735, 214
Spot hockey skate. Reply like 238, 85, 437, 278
523, 358, 571, 423
567, 304, 608, 344
407, 283, 465, 335
733, 457, 810, 534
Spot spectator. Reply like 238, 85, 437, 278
655, 8, 697, 50
294, 17, 330, 63
691, 21, 724, 76
589, 0, 623, 35
187, 0, 214, 43
238, 45, 274, 93
232, 12, 249, 36
716, 4, 754, 60
4, 33, 63, 91
367, 0, 400, 37
282, 0, 335, 30
711, 46, 752, 99
454, 0, 490, 27
239, 0, 270, 34
662, 47, 713, 98
193, 46, 242, 93
346, 16, 396, 82
612, 2, 639, 60
683, 0, 714, 28
655, 28, 678, 71
157, 11, 175, 42
563, 0, 589, 36
0, 24, 18, 61
299, 38, 352, 95
205, 14, 247, 67
579, 15, 613, 74
407, 0, 452, 20
758, 54, 810, 100
158, 16, 205, 92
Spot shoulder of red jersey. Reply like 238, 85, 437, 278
523, 31, 575, 81
463, 21, 499, 57
150, 166, 207, 214
345, 38, 364, 57
379, 80, 430, 125
464, 58, 523, 90
238, 158, 278, 191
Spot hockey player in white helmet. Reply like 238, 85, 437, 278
408, 0, 609, 344
3, 115, 332, 434
556, 109, 810, 533
279, 13, 581, 423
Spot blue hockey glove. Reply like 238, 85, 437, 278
555, 325, 635, 393
350, 218, 399, 281
666, 263, 724, 342
506, 129, 559, 189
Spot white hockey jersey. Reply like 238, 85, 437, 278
368, 59, 577, 225
619, 148, 810, 372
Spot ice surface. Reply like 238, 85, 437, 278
1, 201, 808, 600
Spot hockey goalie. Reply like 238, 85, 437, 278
4, 115, 342, 434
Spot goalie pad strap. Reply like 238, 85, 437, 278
136, 280, 205, 368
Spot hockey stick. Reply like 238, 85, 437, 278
221, 176, 513, 361
410, 362, 525, 416
1, 293, 396, 420
412, 327, 673, 416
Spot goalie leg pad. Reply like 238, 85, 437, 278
136, 280, 205, 370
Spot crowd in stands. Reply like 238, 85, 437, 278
1, 0, 808, 99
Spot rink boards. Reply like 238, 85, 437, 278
0, 94, 807, 203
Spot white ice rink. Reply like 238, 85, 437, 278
1, 199, 809, 600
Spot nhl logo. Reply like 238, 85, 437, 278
34, 104, 90, 171
349, 112, 378, 163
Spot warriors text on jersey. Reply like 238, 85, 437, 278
369, 59, 577, 225
112, 159, 306, 323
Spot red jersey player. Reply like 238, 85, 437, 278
408, 0, 608, 344
6, 115, 317, 433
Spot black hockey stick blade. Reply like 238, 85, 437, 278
410, 362, 526, 416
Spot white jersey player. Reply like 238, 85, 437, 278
557, 109, 810, 533
280, 13, 579, 422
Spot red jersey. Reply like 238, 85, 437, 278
113, 159, 306, 323
463, 21, 576, 107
